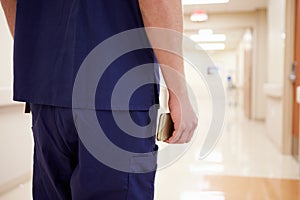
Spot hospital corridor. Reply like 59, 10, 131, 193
1, 0, 300, 199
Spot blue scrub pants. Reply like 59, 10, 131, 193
30, 104, 158, 200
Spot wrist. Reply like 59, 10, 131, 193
168, 88, 189, 101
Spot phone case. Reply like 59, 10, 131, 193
157, 113, 174, 141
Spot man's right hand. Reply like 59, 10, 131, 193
138, 0, 198, 144
166, 91, 198, 144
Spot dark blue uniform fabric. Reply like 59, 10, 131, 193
30, 103, 158, 200
13, 0, 160, 110
14, 1, 160, 199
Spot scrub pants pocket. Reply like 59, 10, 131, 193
126, 146, 158, 200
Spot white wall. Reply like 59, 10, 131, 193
0, 5, 16, 106
234, 10, 268, 120
236, 42, 246, 89
0, 7, 33, 193
252, 9, 268, 120
184, 48, 238, 110
0, 106, 33, 192
236, 30, 252, 107
0, 6, 13, 88
263, 0, 286, 151
267, 0, 286, 84
183, 49, 237, 93
207, 51, 238, 86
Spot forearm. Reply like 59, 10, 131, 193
138, 0, 188, 98
0, 0, 17, 37
139, 0, 197, 144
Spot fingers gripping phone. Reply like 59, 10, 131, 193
157, 113, 174, 141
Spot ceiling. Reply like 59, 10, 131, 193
183, 0, 268, 14
183, 0, 267, 51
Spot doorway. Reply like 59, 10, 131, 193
292, 0, 300, 160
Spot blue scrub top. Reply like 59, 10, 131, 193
13, 0, 160, 110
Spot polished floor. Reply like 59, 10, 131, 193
156, 175, 300, 200
0, 100, 299, 200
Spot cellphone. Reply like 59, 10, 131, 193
157, 113, 174, 141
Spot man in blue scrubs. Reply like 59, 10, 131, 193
1, 0, 198, 199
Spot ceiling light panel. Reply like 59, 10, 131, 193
183, 0, 230, 5
190, 12, 208, 22
195, 43, 226, 51
190, 34, 226, 42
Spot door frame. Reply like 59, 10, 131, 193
244, 47, 253, 119
282, 0, 295, 156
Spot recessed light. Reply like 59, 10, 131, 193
190, 10, 208, 22
190, 29, 226, 42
